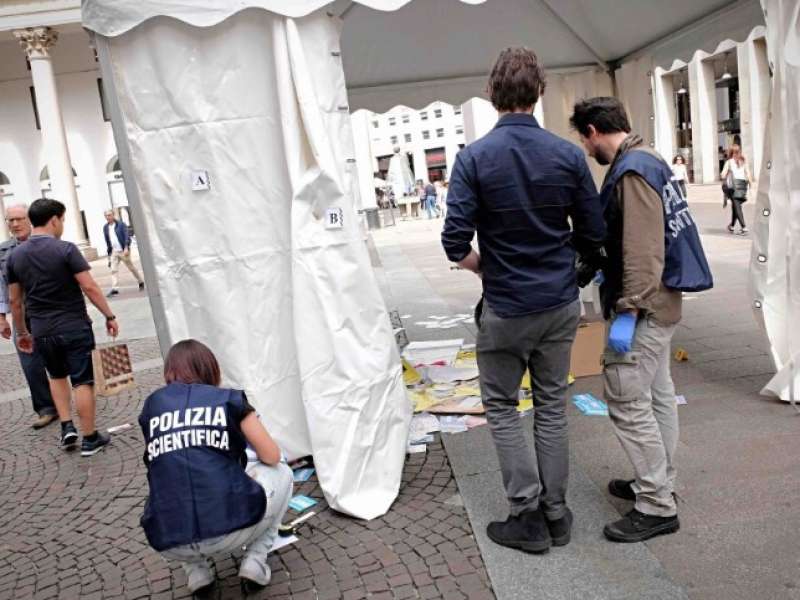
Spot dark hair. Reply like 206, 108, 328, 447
488, 47, 547, 112
164, 339, 221, 387
672, 155, 685, 164
28, 198, 66, 227
569, 97, 631, 137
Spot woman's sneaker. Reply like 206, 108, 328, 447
239, 556, 271, 587
81, 431, 111, 457
61, 422, 79, 451
738, 228, 749, 235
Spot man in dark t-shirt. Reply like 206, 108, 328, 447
7, 198, 120, 456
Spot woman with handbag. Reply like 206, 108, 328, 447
720, 145, 752, 235
671, 155, 689, 198
138, 339, 293, 593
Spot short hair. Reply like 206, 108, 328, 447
163, 339, 222, 387
28, 198, 66, 227
488, 47, 547, 112
672, 155, 684, 164
569, 97, 631, 137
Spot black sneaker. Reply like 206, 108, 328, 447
603, 508, 680, 543
61, 423, 78, 451
486, 508, 551, 553
81, 432, 111, 457
106, 289, 119, 298
138, 282, 145, 291
546, 507, 573, 546
608, 479, 636, 501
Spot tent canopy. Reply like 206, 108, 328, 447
83, 0, 765, 112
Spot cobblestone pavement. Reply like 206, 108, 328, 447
0, 363, 494, 599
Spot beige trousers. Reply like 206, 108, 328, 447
110, 250, 143, 289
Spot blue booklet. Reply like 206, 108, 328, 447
293, 468, 315, 482
288, 495, 318, 512
572, 393, 609, 416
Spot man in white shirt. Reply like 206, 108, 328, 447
102, 210, 144, 297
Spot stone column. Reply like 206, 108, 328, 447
653, 69, 677, 165
13, 27, 90, 251
737, 37, 771, 178
688, 55, 719, 184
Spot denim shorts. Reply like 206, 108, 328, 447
35, 326, 96, 387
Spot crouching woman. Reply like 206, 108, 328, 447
138, 339, 293, 593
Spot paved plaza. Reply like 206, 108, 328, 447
1, 184, 799, 599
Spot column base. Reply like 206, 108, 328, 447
76, 243, 99, 261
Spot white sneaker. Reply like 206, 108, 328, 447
239, 556, 271, 587
184, 559, 214, 593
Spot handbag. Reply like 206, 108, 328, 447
92, 341, 135, 396
732, 179, 749, 201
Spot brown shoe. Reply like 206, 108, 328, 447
32, 414, 57, 429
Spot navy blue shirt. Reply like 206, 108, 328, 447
441, 114, 606, 317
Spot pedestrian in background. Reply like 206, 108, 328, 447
671, 155, 688, 198
571, 97, 712, 543
720, 145, 752, 235
139, 339, 293, 593
103, 209, 144, 297
0, 203, 57, 429
424, 180, 438, 219
7, 198, 119, 456
443, 47, 606, 554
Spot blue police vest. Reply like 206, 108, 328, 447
138, 383, 266, 551
600, 149, 713, 292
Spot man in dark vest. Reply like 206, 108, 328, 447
442, 47, 606, 554
570, 97, 712, 543
0, 203, 57, 428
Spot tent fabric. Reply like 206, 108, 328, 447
749, 0, 800, 403
94, 8, 411, 519
82, 0, 764, 113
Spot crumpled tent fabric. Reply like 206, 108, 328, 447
92, 8, 410, 519
749, 0, 800, 403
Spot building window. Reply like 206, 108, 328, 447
97, 79, 111, 122
372, 120, 379, 128
388, 117, 396, 126
454, 106, 462, 115
436, 128, 445, 138
402, 114, 410, 124
422, 130, 430, 140
404, 133, 412, 143
29, 87, 41, 130
390, 135, 398, 144
420, 111, 428, 121
455, 127, 464, 135
434, 109, 443, 118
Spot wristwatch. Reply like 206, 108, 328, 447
106, 315, 117, 321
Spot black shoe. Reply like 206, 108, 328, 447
608, 479, 636, 501
603, 508, 680, 543
81, 432, 111, 457
106, 289, 119, 298
486, 508, 551, 553
61, 422, 78, 450
546, 507, 573, 546
138, 282, 145, 291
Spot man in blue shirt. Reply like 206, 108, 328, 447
442, 47, 606, 554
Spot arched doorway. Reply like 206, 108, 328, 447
39, 165, 90, 241
106, 155, 134, 234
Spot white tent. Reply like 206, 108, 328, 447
81, 0, 791, 518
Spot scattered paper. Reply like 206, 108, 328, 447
439, 415, 469, 433
403, 339, 464, 367
517, 397, 534, 413
402, 357, 423, 385
269, 534, 298, 552
288, 495, 318, 512
293, 468, 315, 482
572, 393, 609, 416
465, 416, 488, 429
427, 365, 480, 384
407, 444, 427, 454
676, 395, 687, 405
410, 412, 441, 436
401, 314, 411, 319
107, 423, 131, 434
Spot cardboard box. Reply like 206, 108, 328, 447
570, 320, 605, 378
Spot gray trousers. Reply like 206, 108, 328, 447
477, 300, 581, 519
162, 462, 293, 576
14, 327, 56, 417
603, 317, 678, 517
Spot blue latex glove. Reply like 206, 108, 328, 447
593, 271, 605, 285
608, 313, 637, 354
